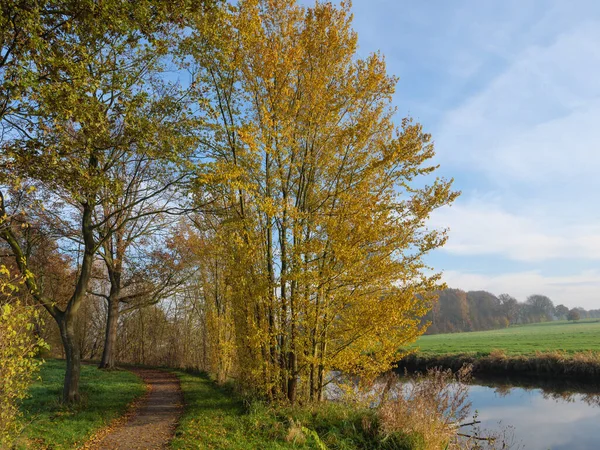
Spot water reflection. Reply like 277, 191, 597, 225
465, 376, 600, 449
328, 372, 600, 448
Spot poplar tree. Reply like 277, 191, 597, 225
187, 0, 458, 403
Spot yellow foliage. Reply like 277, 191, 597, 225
0, 291, 47, 447
187, 0, 458, 403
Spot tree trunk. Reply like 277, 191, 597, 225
287, 349, 297, 404
288, 281, 298, 404
99, 296, 120, 369
0, 190, 96, 406
58, 314, 81, 404
317, 322, 328, 402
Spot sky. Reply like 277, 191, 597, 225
315, 0, 600, 308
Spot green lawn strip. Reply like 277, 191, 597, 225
16, 360, 146, 450
413, 319, 600, 357
171, 371, 380, 450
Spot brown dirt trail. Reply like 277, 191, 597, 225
89, 369, 184, 450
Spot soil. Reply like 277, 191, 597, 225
90, 369, 184, 450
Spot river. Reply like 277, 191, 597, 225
462, 376, 600, 449
326, 372, 600, 448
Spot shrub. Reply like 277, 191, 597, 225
377, 366, 472, 450
0, 300, 47, 447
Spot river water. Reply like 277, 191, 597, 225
326, 373, 600, 448
463, 377, 600, 449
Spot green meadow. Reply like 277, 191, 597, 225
414, 319, 600, 356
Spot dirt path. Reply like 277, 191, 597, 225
91, 369, 184, 450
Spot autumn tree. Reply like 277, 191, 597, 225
90, 111, 200, 370
466, 291, 504, 329
499, 293, 519, 325
567, 308, 581, 322
424, 289, 470, 334
178, 219, 236, 382
425, 289, 514, 333
0, 0, 203, 402
186, 0, 457, 403
89, 4, 225, 366
574, 307, 589, 319
555, 304, 569, 320
0, 254, 46, 446
0, 299, 46, 447
0, 0, 87, 405
526, 294, 555, 323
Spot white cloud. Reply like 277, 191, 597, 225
432, 199, 600, 306
479, 395, 595, 426
431, 200, 600, 262
442, 269, 600, 308
436, 21, 600, 185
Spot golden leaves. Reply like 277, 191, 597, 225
186, 0, 457, 402
0, 301, 47, 447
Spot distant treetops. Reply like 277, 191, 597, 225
423, 289, 598, 334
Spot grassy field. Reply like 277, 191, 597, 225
16, 360, 146, 450
413, 319, 600, 356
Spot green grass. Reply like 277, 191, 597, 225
16, 360, 146, 449
414, 319, 600, 356
171, 371, 384, 450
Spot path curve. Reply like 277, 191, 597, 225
92, 369, 184, 450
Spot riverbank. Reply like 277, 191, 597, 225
171, 370, 380, 449
170, 369, 478, 449
398, 350, 600, 380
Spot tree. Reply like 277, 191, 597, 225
567, 308, 581, 322
424, 289, 470, 334
89, 95, 198, 370
588, 309, 600, 318
574, 307, 589, 319
526, 295, 555, 322
555, 304, 569, 320
467, 291, 504, 330
0, 0, 197, 403
177, 220, 236, 383
499, 293, 519, 325
186, 0, 457, 403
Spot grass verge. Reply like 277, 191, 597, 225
15, 359, 146, 449
170, 371, 407, 450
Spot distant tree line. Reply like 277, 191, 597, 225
423, 289, 600, 334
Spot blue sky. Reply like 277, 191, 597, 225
319, 0, 600, 308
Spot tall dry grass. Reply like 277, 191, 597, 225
377, 366, 472, 449
375, 365, 516, 449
